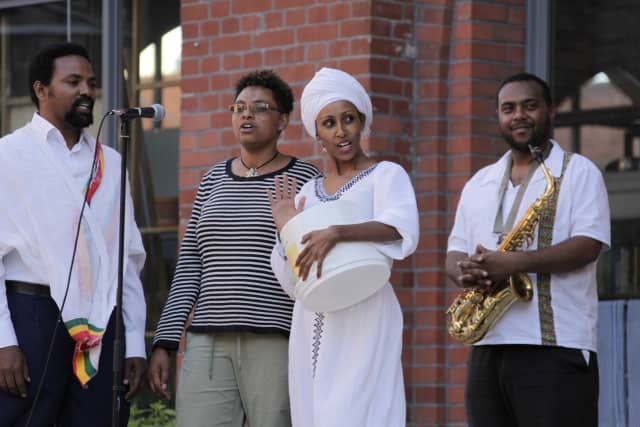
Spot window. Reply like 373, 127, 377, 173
551, 0, 640, 300
0, 1, 102, 135
125, 3, 181, 350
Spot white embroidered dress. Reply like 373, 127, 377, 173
271, 161, 419, 427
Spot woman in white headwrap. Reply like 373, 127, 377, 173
268, 67, 419, 427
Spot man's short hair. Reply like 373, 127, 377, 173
234, 69, 294, 114
497, 72, 553, 107
28, 42, 92, 108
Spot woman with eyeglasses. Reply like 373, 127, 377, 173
148, 69, 319, 427
268, 68, 420, 427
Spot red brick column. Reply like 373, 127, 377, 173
178, 1, 526, 426
438, 1, 526, 425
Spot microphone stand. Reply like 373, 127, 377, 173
111, 118, 130, 427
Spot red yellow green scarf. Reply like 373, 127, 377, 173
68, 141, 106, 385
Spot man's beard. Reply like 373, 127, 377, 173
502, 122, 550, 153
65, 95, 94, 129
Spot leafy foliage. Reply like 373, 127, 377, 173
128, 401, 176, 427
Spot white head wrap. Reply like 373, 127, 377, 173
300, 67, 373, 139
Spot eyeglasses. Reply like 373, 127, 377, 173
228, 102, 281, 114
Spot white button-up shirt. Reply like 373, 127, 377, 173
447, 141, 611, 352
0, 113, 147, 358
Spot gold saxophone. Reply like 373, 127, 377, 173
446, 146, 555, 344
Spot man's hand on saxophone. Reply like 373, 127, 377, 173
457, 237, 601, 290
446, 249, 492, 289
463, 244, 525, 286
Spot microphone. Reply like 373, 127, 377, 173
110, 104, 165, 121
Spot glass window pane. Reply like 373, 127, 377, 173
554, 125, 627, 170
139, 43, 156, 84
4, 2, 102, 99
1, 1, 102, 135
553, 0, 640, 299
161, 26, 181, 79
161, 86, 181, 129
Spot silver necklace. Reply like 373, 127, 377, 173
239, 151, 279, 177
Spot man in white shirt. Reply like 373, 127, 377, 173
0, 42, 146, 426
446, 73, 610, 427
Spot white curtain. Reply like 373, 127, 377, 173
628, 300, 640, 427
598, 300, 626, 427
598, 299, 640, 427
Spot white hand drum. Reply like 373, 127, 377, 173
280, 200, 391, 312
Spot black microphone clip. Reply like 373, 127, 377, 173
110, 104, 165, 122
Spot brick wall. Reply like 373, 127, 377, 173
439, 2, 526, 425
179, 0, 526, 425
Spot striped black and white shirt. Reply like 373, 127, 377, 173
153, 157, 320, 350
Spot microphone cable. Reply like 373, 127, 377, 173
24, 111, 110, 426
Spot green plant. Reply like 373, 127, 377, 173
128, 400, 176, 427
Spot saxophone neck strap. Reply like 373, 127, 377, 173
493, 143, 555, 240
493, 156, 538, 239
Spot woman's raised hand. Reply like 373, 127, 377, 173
268, 174, 306, 232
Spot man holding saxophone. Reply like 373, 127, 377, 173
445, 73, 610, 427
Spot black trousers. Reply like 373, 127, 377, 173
0, 292, 129, 427
466, 344, 598, 427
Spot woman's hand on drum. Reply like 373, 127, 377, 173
268, 174, 306, 232
296, 226, 340, 281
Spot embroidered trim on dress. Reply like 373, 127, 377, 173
309, 164, 378, 377
311, 312, 325, 378
535, 152, 573, 346
314, 163, 379, 201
